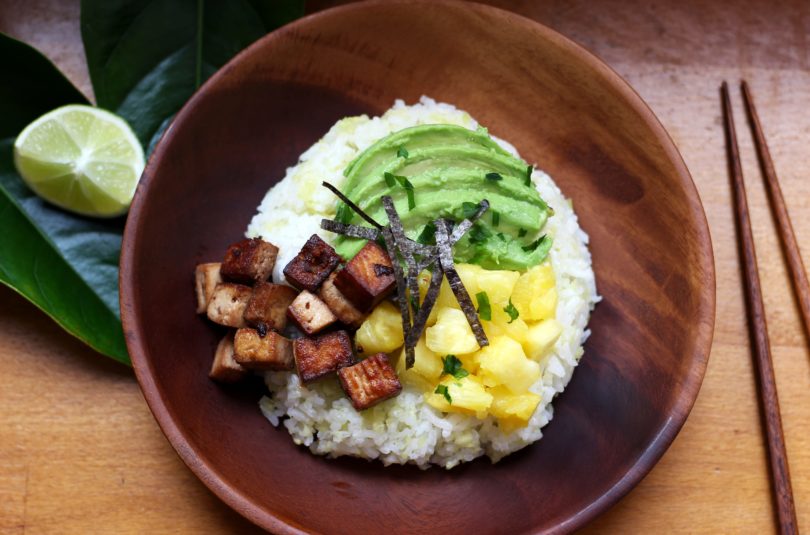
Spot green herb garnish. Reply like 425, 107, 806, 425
417, 221, 436, 244
441, 355, 469, 380
492, 210, 499, 227
468, 224, 491, 244
387, 173, 416, 211
503, 298, 519, 324
525, 165, 533, 186
383, 171, 396, 187
486, 172, 502, 182
397, 146, 409, 158
435, 384, 452, 404
476, 291, 492, 321
521, 234, 548, 252
461, 201, 479, 219
518, 228, 527, 237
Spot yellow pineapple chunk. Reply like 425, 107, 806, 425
417, 271, 440, 326
488, 385, 541, 428
477, 335, 541, 394
425, 376, 493, 418
459, 264, 519, 305
355, 301, 404, 355
524, 319, 562, 361
426, 307, 480, 355
396, 337, 443, 386
511, 263, 557, 321
484, 306, 529, 345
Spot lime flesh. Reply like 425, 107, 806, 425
13, 104, 145, 217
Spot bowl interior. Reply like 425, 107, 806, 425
121, 2, 715, 534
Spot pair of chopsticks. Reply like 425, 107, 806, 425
722, 81, 803, 535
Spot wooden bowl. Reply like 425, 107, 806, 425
120, 1, 715, 533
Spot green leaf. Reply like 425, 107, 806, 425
503, 298, 519, 324
441, 355, 469, 380
475, 291, 491, 321
81, 0, 305, 149
435, 384, 452, 404
485, 172, 502, 182
0, 34, 128, 363
397, 146, 408, 158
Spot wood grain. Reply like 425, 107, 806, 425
722, 81, 797, 534
1, 0, 810, 533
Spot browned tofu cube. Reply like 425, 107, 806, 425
293, 330, 354, 384
206, 283, 252, 328
287, 290, 338, 335
337, 353, 402, 410
233, 328, 293, 371
220, 237, 279, 284
334, 241, 395, 312
243, 282, 298, 330
195, 263, 222, 314
282, 234, 341, 291
209, 332, 248, 383
318, 272, 366, 328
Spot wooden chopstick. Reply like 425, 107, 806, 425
721, 81, 798, 535
741, 80, 810, 342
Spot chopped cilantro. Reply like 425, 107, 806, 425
441, 355, 469, 380
417, 222, 436, 244
525, 165, 533, 186
486, 172, 502, 182
492, 210, 499, 227
435, 384, 452, 404
468, 224, 491, 244
503, 298, 519, 323
336, 203, 351, 224
461, 201, 479, 219
397, 146, 409, 158
521, 234, 548, 252
518, 228, 527, 238
476, 291, 492, 321
386, 173, 416, 211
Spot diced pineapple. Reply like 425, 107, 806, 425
426, 307, 480, 355
456, 351, 481, 375
523, 319, 562, 361
417, 271, 440, 326
483, 306, 529, 346
488, 385, 541, 428
425, 376, 493, 418
477, 335, 541, 394
511, 264, 557, 321
461, 264, 519, 305
396, 337, 443, 384
355, 301, 404, 355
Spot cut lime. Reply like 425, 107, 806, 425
14, 104, 145, 218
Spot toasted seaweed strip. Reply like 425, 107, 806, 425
380, 227, 415, 367
320, 219, 380, 241
322, 181, 383, 230
450, 199, 490, 244
405, 265, 443, 348
382, 196, 421, 319
435, 219, 489, 348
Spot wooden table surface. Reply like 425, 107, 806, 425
2, 0, 809, 533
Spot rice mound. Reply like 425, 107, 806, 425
247, 97, 599, 469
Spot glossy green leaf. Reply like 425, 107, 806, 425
81, 0, 306, 147
0, 33, 129, 363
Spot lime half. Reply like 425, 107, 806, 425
14, 104, 145, 217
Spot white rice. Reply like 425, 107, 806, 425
249, 97, 599, 468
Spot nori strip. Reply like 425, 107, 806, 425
450, 199, 489, 244
435, 219, 489, 348
320, 219, 380, 241
380, 227, 415, 367
322, 181, 383, 229
405, 265, 443, 348
382, 196, 421, 320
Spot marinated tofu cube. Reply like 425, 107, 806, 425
318, 272, 366, 328
195, 263, 222, 314
210, 332, 248, 383
206, 283, 252, 328
293, 330, 354, 384
283, 234, 341, 291
334, 241, 395, 312
233, 328, 293, 371
220, 237, 279, 284
337, 353, 402, 410
287, 290, 338, 335
243, 282, 298, 331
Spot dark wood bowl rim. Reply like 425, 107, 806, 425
119, 1, 716, 533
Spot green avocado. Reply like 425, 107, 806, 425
333, 124, 552, 270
